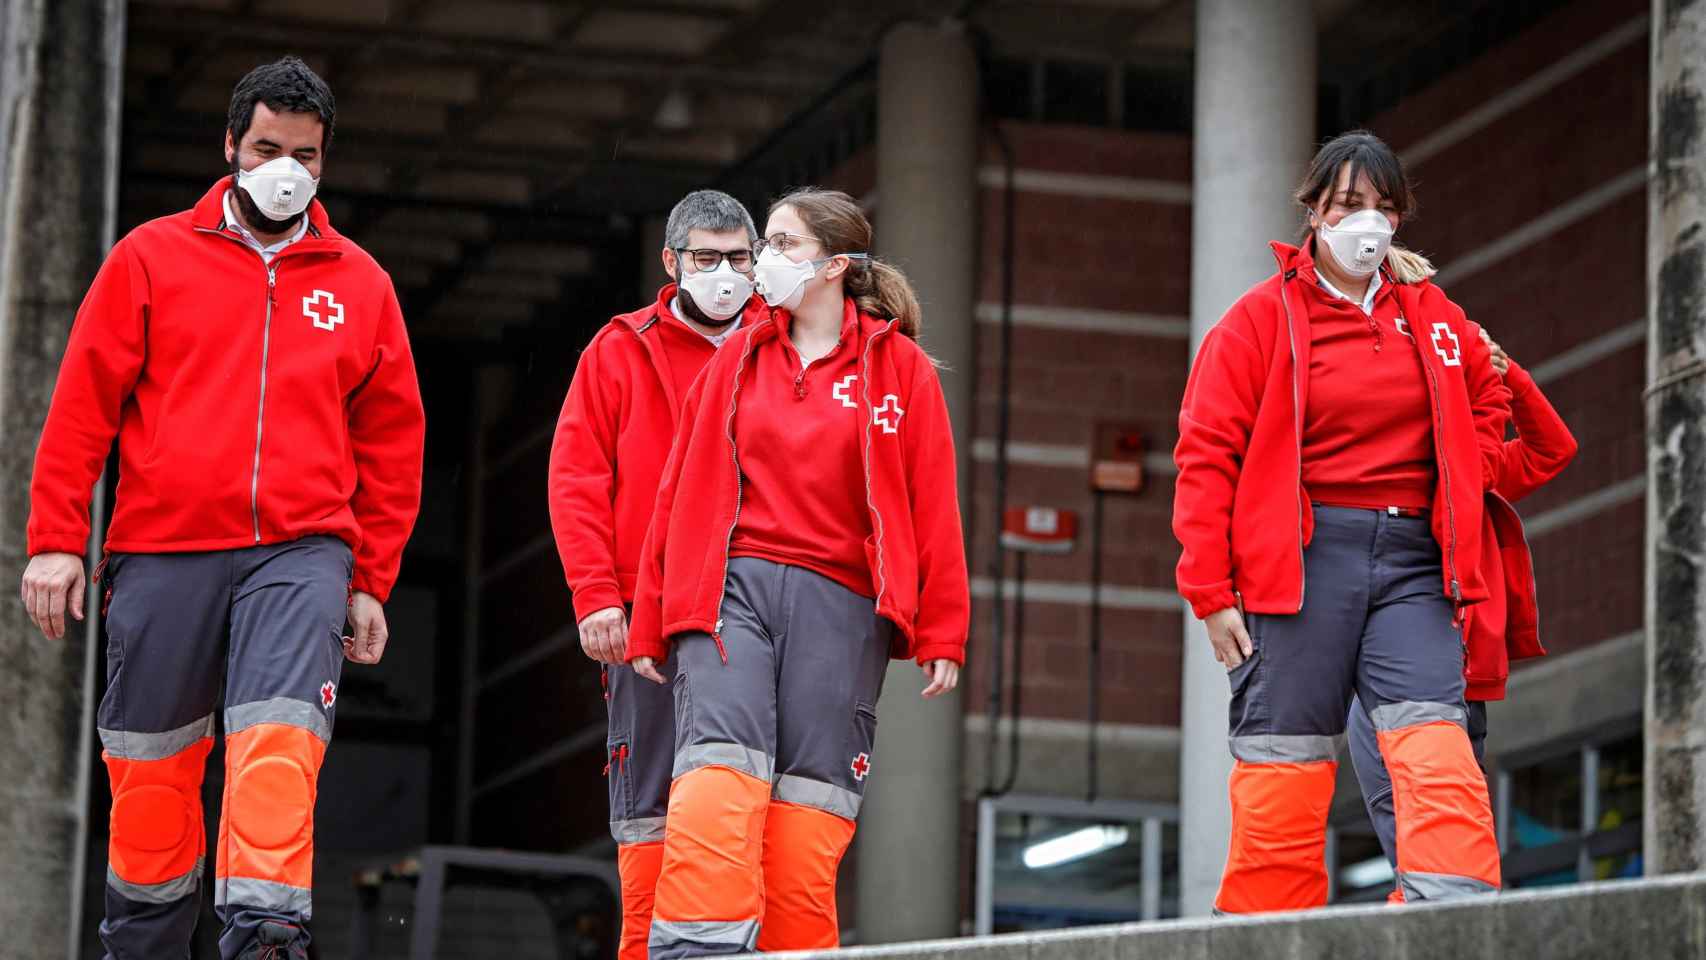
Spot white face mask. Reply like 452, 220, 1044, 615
754, 247, 869, 310
1317, 208, 1394, 278
754, 247, 816, 310
677, 260, 754, 322
236, 156, 319, 221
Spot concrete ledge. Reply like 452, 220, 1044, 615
781, 874, 1706, 959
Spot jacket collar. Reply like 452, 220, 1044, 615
193, 176, 339, 243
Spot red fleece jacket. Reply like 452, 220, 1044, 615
1173, 241, 1512, 620
1465, 356, 1578, 700
547, 286, 768, 622
627, 302, 970, 667
28, 178, 424, 601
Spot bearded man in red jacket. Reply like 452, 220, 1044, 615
20, 57, 424, 960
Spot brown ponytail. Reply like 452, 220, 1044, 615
769, 188, 924, 338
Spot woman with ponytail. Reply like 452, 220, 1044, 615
1172, 130, 1513, 913
625, 188, 969, 957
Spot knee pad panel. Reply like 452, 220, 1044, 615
228, 755, 313, 850
112, 784, 195, 856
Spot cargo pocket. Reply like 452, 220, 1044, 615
671, 669, 693, 779
606, 734, 633, 828
1225, 616, 1265, 737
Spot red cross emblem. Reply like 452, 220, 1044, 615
1430, 323, 1462, 367
873, 395, 904, 434
320, 681, 337, 710
850, 752, 871, 781
303, 289, 345, 332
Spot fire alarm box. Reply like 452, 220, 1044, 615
1091, 423, 1145, 494
1001, 506, 1079, 554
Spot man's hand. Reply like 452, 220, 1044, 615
578, 606, 629, 665
921, 659, 960, 698
1479, 327, 1510, 376
631, 656, 667, 685
345, 591, 389, 664
21, 552, 85, 641
1204, 606, 1254, 669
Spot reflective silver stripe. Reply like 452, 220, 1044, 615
672, 742, 773, 782
1398, 870, 1497, 901
611, 816, 667, 844
1369, 700, 1466, 733
225, 697, 331, 743
216, 876, 313, 919
648, 918, 760, 955
1228, 733, 1342, 764
773, 774, 861, 820
99, 714, 214, 761
107, 858, 203, 903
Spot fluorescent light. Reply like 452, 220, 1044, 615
1340, 855, 1395, 889
1022, 825, 1129, 869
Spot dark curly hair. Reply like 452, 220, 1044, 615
227, 56, 336, 152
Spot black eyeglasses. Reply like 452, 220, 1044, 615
678, 247, 754, 272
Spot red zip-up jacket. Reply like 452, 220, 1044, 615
27, 178, 424, 601
1465, 356, 1577, 700
1174, 241, 1512, 620
627, 302, 970, 666
546, 286, 768, 622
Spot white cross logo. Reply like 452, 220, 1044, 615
873, 394, 904, 434
1395, 315, 1411, 338
304, 289, 344, 332
832, 374, 858, 409
1430, 323, 1462, 366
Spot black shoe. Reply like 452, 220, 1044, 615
237, 921, 308, 960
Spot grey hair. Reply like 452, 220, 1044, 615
663, 190, 758, 250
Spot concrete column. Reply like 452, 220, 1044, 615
856, 21, 977, 944
1178, 0, 1315, 917
1646, 0, 1706, 874
0, 0, 126, 954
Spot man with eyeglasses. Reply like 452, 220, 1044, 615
547, 189, 765, 960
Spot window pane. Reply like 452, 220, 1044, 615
1507, 749, 1581, 850
990, 811, 1145, 932
1122, 64, 1191, 133
984, 58, 1033, 122
1042, 60, 1109, 127
1593, 734, 1644, 880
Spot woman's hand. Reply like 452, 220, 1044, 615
1204, 606, 1253, 669
1479, 327, 1510, 376
921, 659, 960, 698
632, 656, 668, 685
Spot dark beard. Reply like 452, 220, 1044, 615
229, 159, 305, 235
675, 285, 739, 329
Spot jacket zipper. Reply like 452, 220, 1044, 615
709, 322, 766, 663
1277, 273, 1307, 613
859, 322, 898, 615
251, 266, 277, 543
193, 223, 290, 545
1421, 355, 1464, 609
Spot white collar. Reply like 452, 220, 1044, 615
223, 189, 308, 257
1316, 268, 1382, 316
670, 296, 741, 346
